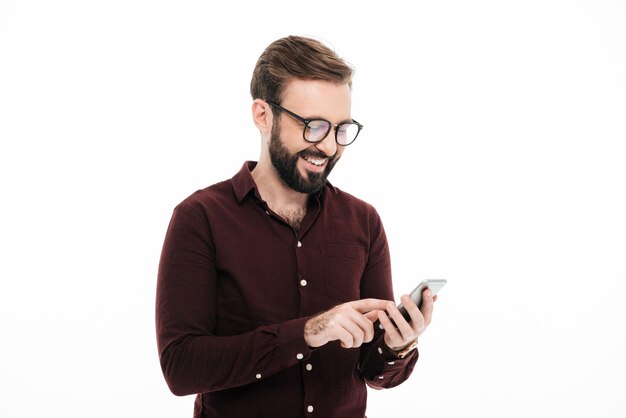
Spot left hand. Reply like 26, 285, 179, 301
377, 289, 437, 351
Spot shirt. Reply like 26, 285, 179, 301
156, 161, 418, 418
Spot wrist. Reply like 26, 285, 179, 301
385, 338, 418, 359
304, 314, 328, 348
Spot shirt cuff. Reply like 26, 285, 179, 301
382, 346, 418, 363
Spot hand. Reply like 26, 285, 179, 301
378, 289, 437, 351
304, 298, 390, 349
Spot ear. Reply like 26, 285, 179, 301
252, 99, 273, 134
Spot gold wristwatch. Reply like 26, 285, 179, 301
387, 339, 418, 359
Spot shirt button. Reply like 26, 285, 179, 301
296, 353, 304, 360
300, 279, 307, 287
306, 363, 313, 371
377, 347, 383, 355
307, 405, 314, 413
378, 375, 384, 380
256, 373, 262, 379
297, 241, 302, 247
265, 210, 270, 215
387, 361, 395, 365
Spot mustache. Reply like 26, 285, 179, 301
298, 148, 335, 160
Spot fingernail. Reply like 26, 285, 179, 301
387, 302, 395, 311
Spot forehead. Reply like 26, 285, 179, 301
281, 79, 352, 120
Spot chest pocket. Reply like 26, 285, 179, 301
320, 243, 367, 303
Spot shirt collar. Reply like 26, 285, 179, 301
232, 161, 337, 203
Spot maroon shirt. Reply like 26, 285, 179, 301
156, 162, 417, 418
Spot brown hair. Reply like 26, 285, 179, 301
250, 35, 354, 105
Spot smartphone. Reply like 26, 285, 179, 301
397, 279, 447, 321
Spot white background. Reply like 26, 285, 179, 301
1, 1, 625, 417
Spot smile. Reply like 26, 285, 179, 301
302, 156, 327, 166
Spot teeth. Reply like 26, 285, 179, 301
304, 157, 326, 166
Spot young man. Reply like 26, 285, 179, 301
156, 35, 437, 418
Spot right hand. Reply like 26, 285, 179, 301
304, 298, 390, 349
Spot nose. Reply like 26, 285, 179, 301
314, 130, 338, 157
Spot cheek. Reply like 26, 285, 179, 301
280, 120, 304, 142
282, 134, 308, 154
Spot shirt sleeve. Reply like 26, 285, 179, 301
359, 333, 419, 389
356, 206, 419, 388
155, 202, 313, 396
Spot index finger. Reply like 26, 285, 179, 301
350, 298, 391, 313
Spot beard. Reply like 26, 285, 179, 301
269, 122, 339, 194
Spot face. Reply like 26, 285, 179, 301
268, 79, 352, 194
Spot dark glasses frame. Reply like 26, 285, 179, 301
266, 100, 363, 146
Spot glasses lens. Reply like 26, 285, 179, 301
305, 120, 331, 142
336, 123, 361, 145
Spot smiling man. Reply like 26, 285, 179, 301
156, 35, 437, 418
251, 78, 352, 230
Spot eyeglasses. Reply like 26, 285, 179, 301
267, 100, 363, 146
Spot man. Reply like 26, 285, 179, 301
156, 35, 437, 417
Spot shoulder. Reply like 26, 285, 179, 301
181, 179, 233, 206
176, 161, 256, 212
168, 179, 236, 225
174, 180, 237, 213
324, 185, 381, 220
327, 184, 376, 209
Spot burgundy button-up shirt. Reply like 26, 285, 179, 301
156, 162, 417, 418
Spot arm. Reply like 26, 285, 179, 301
363, 289, 437, 389
356, 207, 422, 389
155, 203, 311, 396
